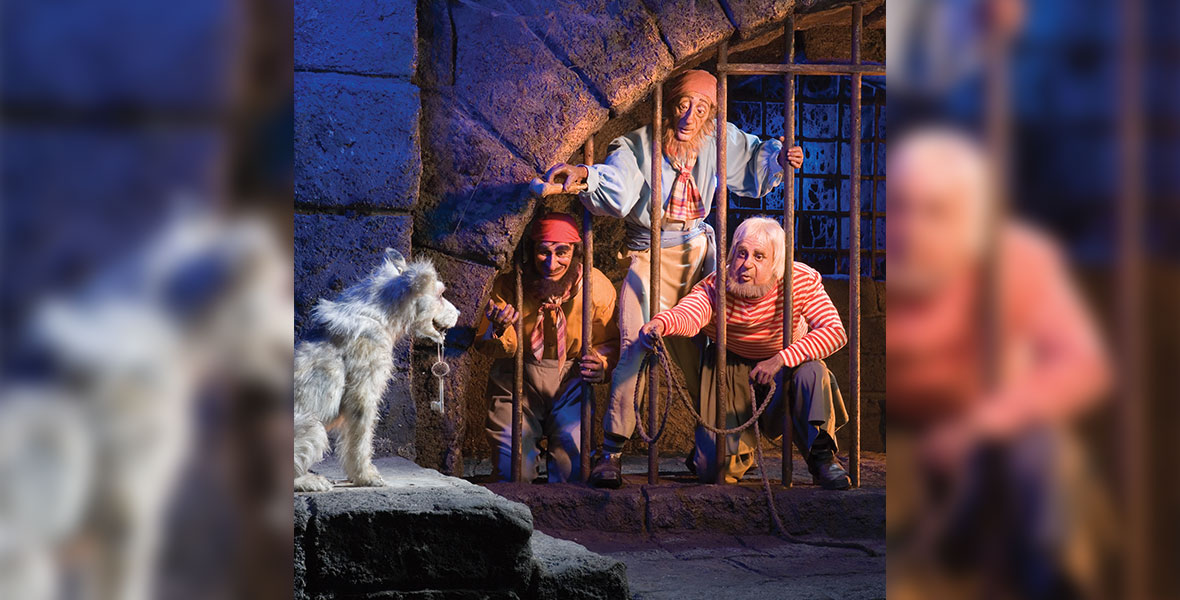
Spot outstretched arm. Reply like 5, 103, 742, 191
644, 276, 717, 349
545, 136, 646, 219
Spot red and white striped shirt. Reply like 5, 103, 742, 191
652, 262, 847, 366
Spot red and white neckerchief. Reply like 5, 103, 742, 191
664, 152, 706, 222
529, 266, 582, 361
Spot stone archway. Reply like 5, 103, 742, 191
294, 0, 884, 473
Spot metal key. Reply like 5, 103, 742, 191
430, 345, 450, 414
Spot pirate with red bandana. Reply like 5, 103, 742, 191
476, 213, 619, 482
544, 70, 804, 487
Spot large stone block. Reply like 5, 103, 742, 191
774, 487, 886, 539
821, 275, 878, 327
644, 484, 771, 532
295, 0, 417, 76
640, 0, 734, 63
293, 213, 413, 340
487, 484, 647, 534
414, 95, 538, 267
797, 1, 887, 64
295, 496, 310, 600
0, 0, 240, 110
726, 0, 796, 39
299, 458, 535, 594
295, 72, 421, 209
450, 0, 608, 171
528, 532, 630, 600
516, 0, 673, 113
415, 0, 454, 88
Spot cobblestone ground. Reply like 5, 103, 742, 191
547, 529, 886, 600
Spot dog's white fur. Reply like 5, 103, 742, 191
293, 248, 459, 492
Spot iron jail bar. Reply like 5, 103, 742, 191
780, 14, 796, 487
649, 84, 664, 484
713, 3, 876, 487
580, 138, 595, 482
512, 249, 524, 482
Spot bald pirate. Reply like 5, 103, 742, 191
545, 70, 804, 487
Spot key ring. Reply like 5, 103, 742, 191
431, 343, 450, 377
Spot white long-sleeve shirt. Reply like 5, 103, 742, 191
580, 122, 785, 234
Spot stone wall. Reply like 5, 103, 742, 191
294, 0, 423, 459
294, 0, 887, 473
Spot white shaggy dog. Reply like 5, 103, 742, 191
294, 248, 459, 492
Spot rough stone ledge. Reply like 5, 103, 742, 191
490, 482, 884, 541
296, 457, 630, 600
528, 531, 630, 600
296, 457, 534, 597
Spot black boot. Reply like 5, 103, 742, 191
807, 434, 851, 490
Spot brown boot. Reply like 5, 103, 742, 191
588, 451, 623, 489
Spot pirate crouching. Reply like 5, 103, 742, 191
477, 213, 619, 482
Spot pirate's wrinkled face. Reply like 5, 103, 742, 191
730, 237, 775, 287
534, 241, 573, 281
672, 93, 713, 142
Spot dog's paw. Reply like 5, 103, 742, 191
350, 465, 386, 487
294, 473, 333, 492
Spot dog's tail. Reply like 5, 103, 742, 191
293, 410, 330, 478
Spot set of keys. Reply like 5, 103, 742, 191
430, 343, 449, 414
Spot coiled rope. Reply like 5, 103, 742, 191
632, 333, 877, 557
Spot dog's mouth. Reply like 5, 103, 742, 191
429, 319, 451, 341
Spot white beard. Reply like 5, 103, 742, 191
726, 277, 776, 299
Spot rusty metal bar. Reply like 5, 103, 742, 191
714, 41, 730, 484
871, 101, 881, 279
1117, 0, 1146, 595
847, 2, 863, 488
781, 15, 796, 488
580, 137, 595, 483
512, 251, 525, 483
717, 63, 885, 76
649, 82, 663, 485
982, 12, 1010, 390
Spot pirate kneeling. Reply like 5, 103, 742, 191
638, 217, 852, 489
477, 213, 619, 482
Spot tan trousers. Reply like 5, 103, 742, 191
693, 351, 847, 483
603, 234, 711, 446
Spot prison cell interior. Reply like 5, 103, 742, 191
509, 4, 885, 487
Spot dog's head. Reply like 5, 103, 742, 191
375, 250, 459, 345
